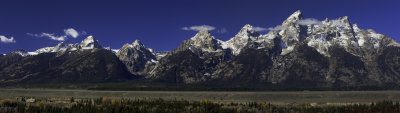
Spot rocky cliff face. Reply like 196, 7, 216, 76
279, 10, 309, 55
147, 31, 233, 83
222, 24, 261, 55
116, 40, 157, 75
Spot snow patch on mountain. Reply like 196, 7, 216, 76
9, 36, 104, 57
111, 49, 119, 54
186, 30, 225, 53
305, 16, 358, 56
307, 33, 332, 55
304, 15, 400, 57
222, 24, 260, 55
116, 40, 157, 63
34, 47, 55, 53
13, 49, 36, 56
278, 10, 307, 55
80, 35, 102, 49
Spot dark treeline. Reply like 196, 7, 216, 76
1, 98, 400, 113
12, 82, 400, 91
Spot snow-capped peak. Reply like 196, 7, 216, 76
278, 10, 307, 55
352, 24, 360, 32
33, 41, 72, 54
13, 48, 37, 56
240, 24, 255, 32
121, 40, 148, 51
116, 39, 157, 68
32, 35, 103, 55
282, 10, 304, 26
220, 11, 306, 56
305, 15, 399, 57
237, 24, 260, 38
34, 47, 55, 54
306, 16, 358, 56
222, 24, 261, 55
80, 35, 102, 49
119, 40, 153, 52
330, 16, 352, 29
132, 40, 144, 47
288, 10, 302, 19
190, 30, 215, 41
53, 41, 72, 52
242, 24, 253, 29
190, 30, 222, 46
178, 30, 225, 53
80, 35, 94, 46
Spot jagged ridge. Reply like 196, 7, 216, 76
1, 10, 400, 89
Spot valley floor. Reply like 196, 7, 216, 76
1, 88, 400, 106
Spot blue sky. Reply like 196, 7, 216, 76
1, 0, 399, 53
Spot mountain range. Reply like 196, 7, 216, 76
1, 10, 400, 89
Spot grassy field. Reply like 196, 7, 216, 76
2, 89, 400, 112
1, 88, 400, 105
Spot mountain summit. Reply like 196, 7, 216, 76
116, 40, 157, 75
80, 35, 103, 49
223, 24, 261, 55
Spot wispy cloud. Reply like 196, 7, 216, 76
268, 25, 285, 31
296, 18, 321, 25
217, 28, 228, 33
182, 25, 216, 31
0, 35, 16, 43
27, 33, 66, 41
266, 18, 321, 31
253, 27, 268, 32
27, 28, 81, 41
64, 28, 79, 38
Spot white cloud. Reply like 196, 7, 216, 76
0, 35, 16, 43
182, 25, 216, 31
266, 18, 321, 31
28, 28, 80, 41
182, 27, 190, 31
217, 28, 228, 33
28, 33, 66, 41
268, 25, 285, 31
64, 28, 79, 38
296, 18, 321, 25
253, 27, 268, 32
